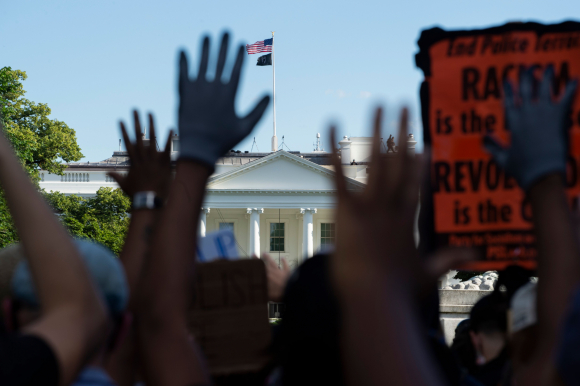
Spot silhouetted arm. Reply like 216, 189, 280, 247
135, 32, 269, 386
329, 108, 445, 386
528, 176, 580, 373
0, 120, 108, 386
485, 67, 580, 383
105, 112, 172, 386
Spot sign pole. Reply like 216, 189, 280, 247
271, 31, 277, 152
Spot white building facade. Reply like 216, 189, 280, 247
40, 135, 417, 268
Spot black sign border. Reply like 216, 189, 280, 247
416, 20, 580, 265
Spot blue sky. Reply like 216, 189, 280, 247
2, 0, 579, 161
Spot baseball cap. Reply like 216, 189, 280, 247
11, 239, 128, 316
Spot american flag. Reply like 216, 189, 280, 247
246, 38, 273, 54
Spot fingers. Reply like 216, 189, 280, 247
261, 253, 275, 267
229, 45, 245, 95
519, 67, 534, 106
390, 107, 409, 190
281, 257, 290, 272
215, 33, 229, 83
366, 107, 384, 195
413, 149, 431, 210
561, 79, 578, 114
241, 95, 270, 134
394, 107, 420, 207
133, 110, 144, 157
329, 126, 349, 197
397, 107, 409, 161
503, 79, 515, 112
483, 135, 509, 168
197, 36, 210, 82
539, 65, 554, 104
179, 51, 189, 97
120, 121, 136, 161
402, 151, 423, 211
163, 130, 173, 160
148, 113, 157, 156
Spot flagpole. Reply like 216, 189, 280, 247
271, 31, 277, 152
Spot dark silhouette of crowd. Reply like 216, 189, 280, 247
0, 32, 579, 386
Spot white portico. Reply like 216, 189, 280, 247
200, 150, 364, 267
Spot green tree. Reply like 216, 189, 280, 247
0, 67, 85, 247
44, 188, 131, 255
0, 67, 83, 177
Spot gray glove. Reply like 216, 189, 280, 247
484, 66, 577, 191
178, 33, 270, 168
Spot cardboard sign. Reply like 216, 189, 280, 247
197, 229, 240, 263
189, 259, 271, 375
416, 21, 580, 270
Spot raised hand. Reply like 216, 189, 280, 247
329, 107, 421, 292
178, 33, 271, 168
484, 66, 577, 191
108, 111, 173, 200
329, 107, 447, 386
329, 109, 475, 294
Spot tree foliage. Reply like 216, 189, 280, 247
44, 188, 131, 255
0, 67, 101, 249
0, 67, 83, 178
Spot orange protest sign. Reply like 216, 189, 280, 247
416, 22, 580, 270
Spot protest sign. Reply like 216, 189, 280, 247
416, 21, 580, 270
189, 259, 271, 375
197, 229, 240, 263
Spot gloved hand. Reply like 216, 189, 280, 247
178, 33, 270, 168
484, 66, 577, 191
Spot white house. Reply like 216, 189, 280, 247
40, 134, 417, 269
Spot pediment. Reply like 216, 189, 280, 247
207, 151, 362, 191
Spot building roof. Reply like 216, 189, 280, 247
63, 149, 338, 170
208, 150, 365, 190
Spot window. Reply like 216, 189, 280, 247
320, 223, 336, 247
270, 223, 285, 252
219, 222, 234, 231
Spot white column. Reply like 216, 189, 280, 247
247, 208, 264, 257
300, 208, 317, 258
199, 208, 210, 237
